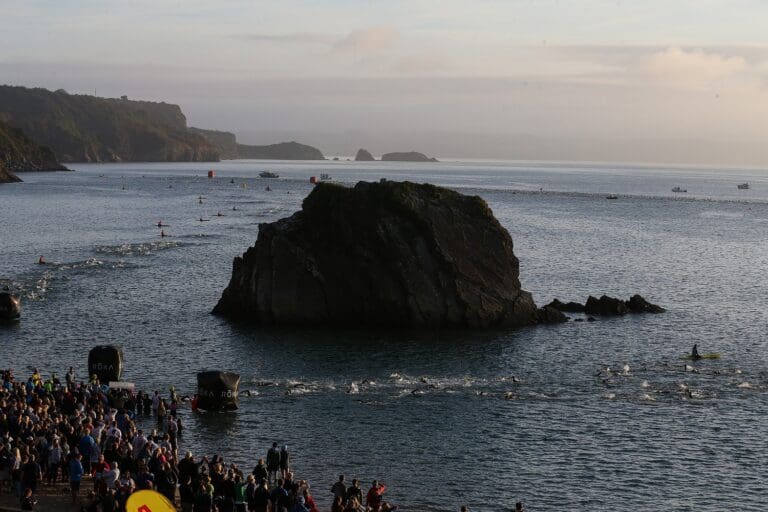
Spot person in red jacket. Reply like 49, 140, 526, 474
365, 480, 397, 512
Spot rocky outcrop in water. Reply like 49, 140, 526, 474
355, 148, 375, 161
548, 294, 664, 316
214, 180, 560, 328
0, 85, 218, 162
0, 162, 20, 183
0, 293, 21, 320
381, 151, 438, 162
545, 298, 586, 313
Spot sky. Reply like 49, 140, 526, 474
1, 0, 767, 165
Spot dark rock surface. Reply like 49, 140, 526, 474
214, 180, 556, 328
0, 293, 21, 319
355, 148, 375, 161
546, 298, 586, 313
1, 120, 68, 177
627, 294, 666, 313
0, 85, 218, 162
0, 162, 21, 184
533, 306, 568, 324
189, 127, 239, 159
236, 141, 325, 160
585, 295, 629, 316
381, 151, 438, 162
583, 294, 664, 316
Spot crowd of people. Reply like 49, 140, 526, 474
0, 367, 405, 512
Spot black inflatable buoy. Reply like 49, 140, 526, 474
0, 293, 21, 321
88, 345, 124, 383
197, 371, 240, 411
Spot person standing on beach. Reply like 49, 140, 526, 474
46, 438, 62, 484
331, 475, 346, 502
252, 458, 268, 484
266, 443, 280, 484
65, 367, 75, 390
20, 455, 41, 494
279, 445, 290, 479
345, 479, 362, 506
69, 453, 84, 503
152, 390, 161, 415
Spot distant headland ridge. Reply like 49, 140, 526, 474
0, 85, 441, 179
355, 148, 438, 162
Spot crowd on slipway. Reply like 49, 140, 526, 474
0, 367, 404, 512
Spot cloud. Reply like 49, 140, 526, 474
235, 32, 334, 45
332, 26, 398, 54
633, 46, 751, 89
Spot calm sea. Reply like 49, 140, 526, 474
1, 160, 768, 511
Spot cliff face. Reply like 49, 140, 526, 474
189, 127, 239, 159
236, 141, 325, 160
0, 120, 68, 181
190, 130, 325, 160
0, 86, 218, 163
214, 180, 556, 329
381, 151, 438, 162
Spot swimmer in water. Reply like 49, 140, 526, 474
160, 229, 167, 237
199, 216, 209, 222
38, 255, 46, 265
232, 206, 238, 211
265, 186, 271, 192
157, 221, 164, 228
691, 344, 701, 360
216, 212, 224, 217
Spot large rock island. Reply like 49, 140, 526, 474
214, 180, 562, 328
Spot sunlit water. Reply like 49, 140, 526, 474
1, 160, 768, 511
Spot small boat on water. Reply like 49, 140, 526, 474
320, 173, 331, 181
737, 183, 750, 190
259, 171, 279, 178
672, 186, 687, 193
606, 194, 618, 200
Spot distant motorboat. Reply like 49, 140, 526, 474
606, 194, 618, 200
672, 186, 687, 193
320, 173, 331, 181
259, 171, 279, 178
737, 183, 750, 190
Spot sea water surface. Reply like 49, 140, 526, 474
1, 160, 768, 511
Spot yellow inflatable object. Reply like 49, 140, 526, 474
125, 490, 177, 512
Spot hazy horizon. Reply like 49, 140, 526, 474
2, 1, 767, 166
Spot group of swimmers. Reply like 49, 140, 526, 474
0, 367, 406, 512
